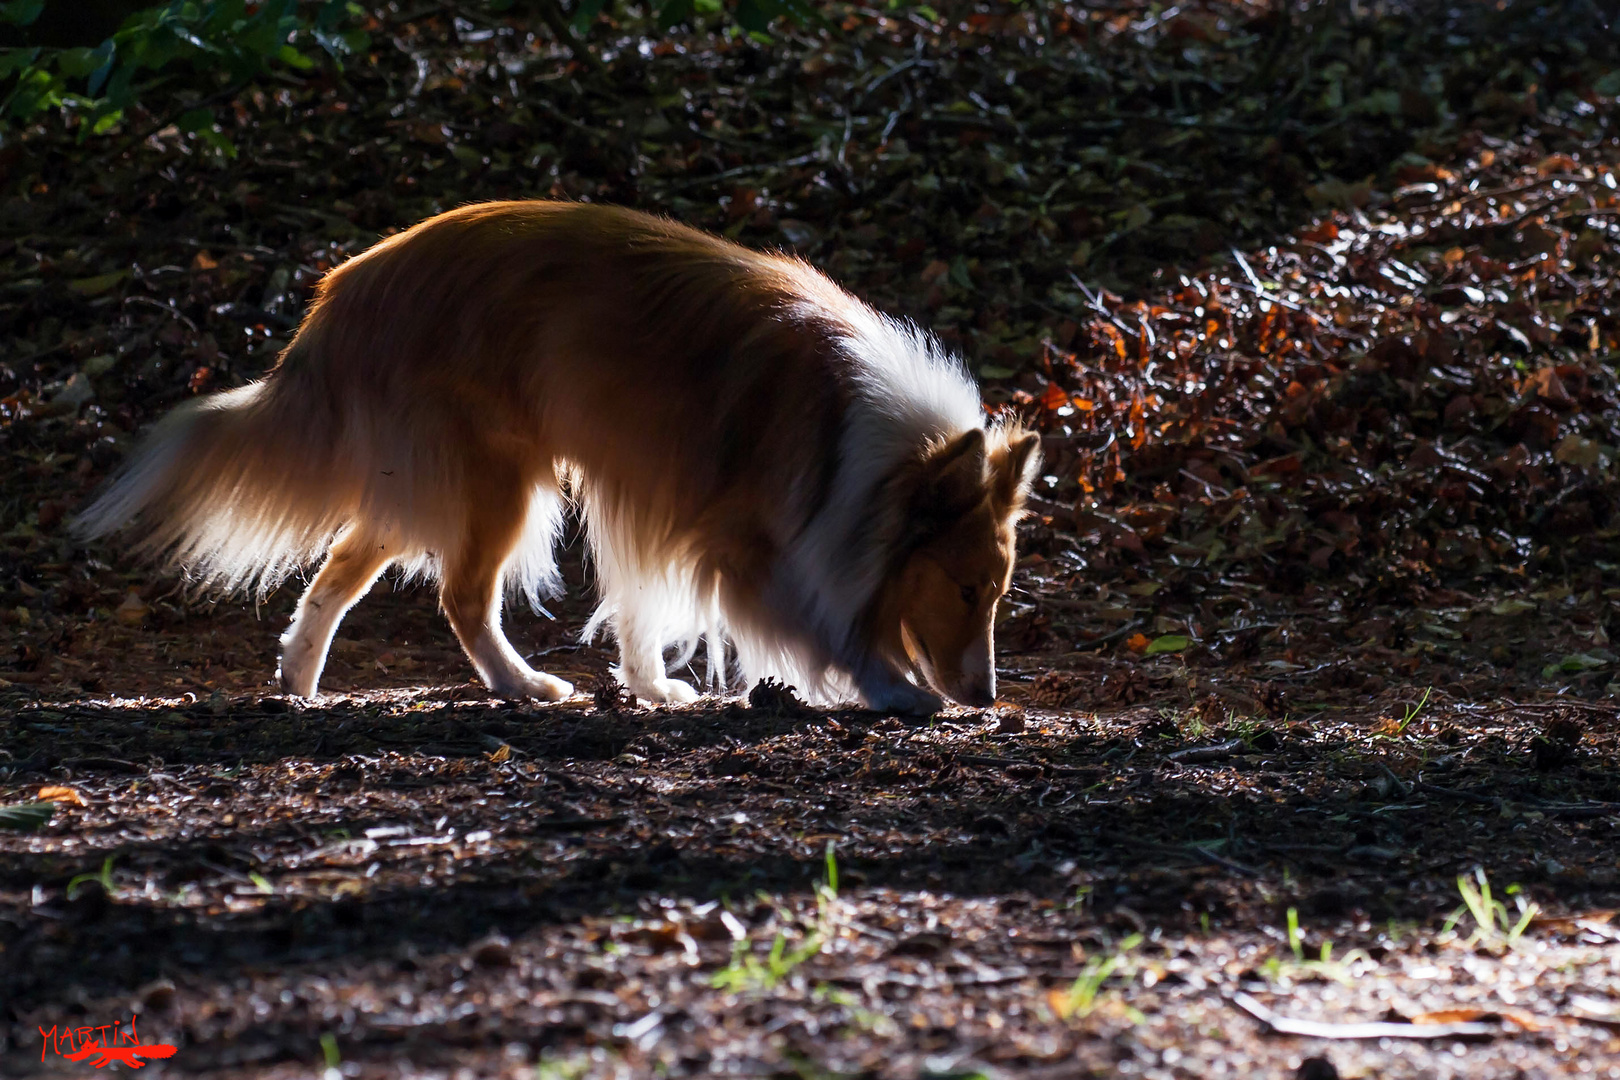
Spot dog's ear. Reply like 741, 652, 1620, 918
994, 430, 1042, 512
925, 428, 989, 511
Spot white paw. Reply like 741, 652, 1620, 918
633, 677, 700, 705
864, 682, 943, 716
489, 672, 574, 701
276, 660, 319, 699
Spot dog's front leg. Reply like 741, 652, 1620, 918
848, 654, 942, 716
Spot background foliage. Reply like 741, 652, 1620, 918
0, 0, 822, 147
0, 0, 371, 150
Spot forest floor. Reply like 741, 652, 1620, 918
3, 1, 1620, 1077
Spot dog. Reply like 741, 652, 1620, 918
77, 201, 1040, 713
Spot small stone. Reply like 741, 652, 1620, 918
50, 371, 95, 411
139, 979, 177, 1012
82, 353, 118, 377
1296, 1056, 1339, 1080
115, 590, 151, 626
471, 936, 514, 968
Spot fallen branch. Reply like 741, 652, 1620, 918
1415, 781, 1500, 806
1232, 993, 1499, 1041
1167, 739, 1245, 764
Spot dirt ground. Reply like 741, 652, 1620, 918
4, 0, 1620, 1076
3, 536, 1620, 1079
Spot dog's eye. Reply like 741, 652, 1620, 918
960, 584, 977, 606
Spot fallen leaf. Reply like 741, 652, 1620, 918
67, 270, 130, 296
1144, 634, 1190, 655
0, 803, 56, 831
116, 590, 151, 625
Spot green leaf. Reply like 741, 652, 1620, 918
1542, 653, 1611, 679
776, 0, 823, 24
6, 62, 59, 116
1119, 203, 1154, 232
949, 254, 974, 289
54, 46, 102, 77
85, 41, 117, 95
571, 0, 608, 33
0, 802, 55, 831
176, 106, 213, 132
88, 106, 125, 135
658, 0, 696, 28
734, 0, 775, 33
276, 43, 315, 70
1354, 88, 1403, 117
1143, 634, 1191, 656
0, 0, 44, 27
314, 0, 354, 28
67, 270, 130, 296
191, 123, 236, 157
0, 45, 40, 79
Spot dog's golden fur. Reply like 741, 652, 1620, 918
78, 201, 1039, 712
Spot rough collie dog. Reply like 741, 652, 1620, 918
77, 202, 1039, 713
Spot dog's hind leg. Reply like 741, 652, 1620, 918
440, 472, 573, 702
278, 526, 395, 697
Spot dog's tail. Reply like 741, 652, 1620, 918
74, 352, 357, 595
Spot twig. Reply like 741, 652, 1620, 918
1071, 620, 1145, 653
1232, 992, 1500, 1040
1528, 801, 1620, 821
853, 57, 930, 105
1470, 699, 1618, 716
1188, 844, 1261, 878
1415, 781, 1501, 807
61, 757, 145, 774
525, 815, 624, 831
955, 753, 1092, 778
1405, 172, 1603, 211
1167, 739, 1245, 764
1, 340, 71, 368
1376, 763, 1411, 799
659, 153, 822, 193
529, 0, 604, 72
1230, 248, 1265, 292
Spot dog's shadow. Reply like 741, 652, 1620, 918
1, 690, 895, 771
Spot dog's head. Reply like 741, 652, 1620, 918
876, 425, 1041, 707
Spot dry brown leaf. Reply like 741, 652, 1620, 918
1528, 909, 1617, 933
1411, 1007, 1551, 1032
